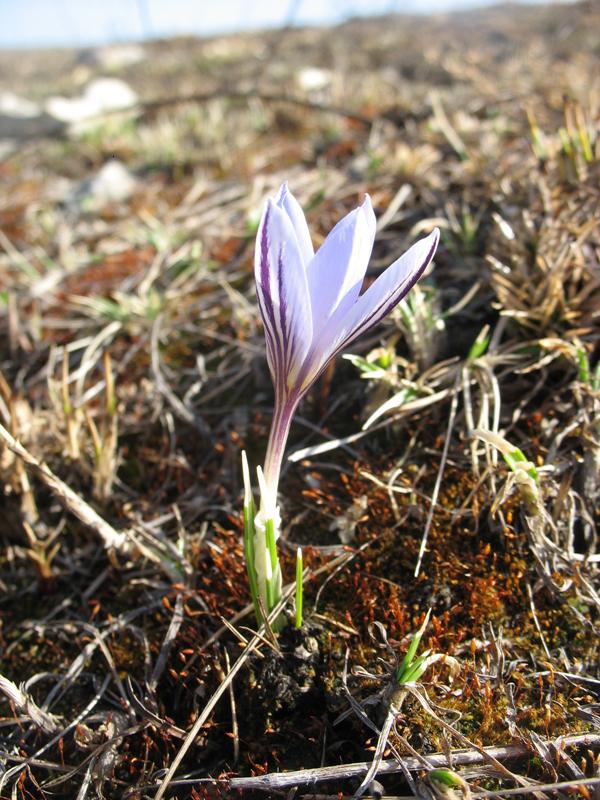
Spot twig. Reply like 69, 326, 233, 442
11, 88, 375, 146
226, 734, 600, 791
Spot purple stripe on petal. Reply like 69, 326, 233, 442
277, 247, 290, 371
259, 205, 276, 327
256, 211, 285, 394
254, 194, 313, 401
298, 229, 439, 389
338, 230, 439, 348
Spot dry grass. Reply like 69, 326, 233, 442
0, 3, 599, 798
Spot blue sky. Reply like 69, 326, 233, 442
0, 0, 574, 49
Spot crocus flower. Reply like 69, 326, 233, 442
244, 184, 438, 624
255, 182, 439, 497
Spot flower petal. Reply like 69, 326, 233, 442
313, 228, 440, 372
275, 183, 314, 266
306, 195, 376, 331
255, 199, 314, 396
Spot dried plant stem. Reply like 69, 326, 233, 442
0, 674, 112, 793
223, 649, 240, 764
0, 422, 131, 555
415, 375, 460, 576
354, 688, 408, 798
0, 674, 60, 733
227, 733, 600, 792
62, 354, 80, 460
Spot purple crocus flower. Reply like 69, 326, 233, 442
255, 183, 439, 496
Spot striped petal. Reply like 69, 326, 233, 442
275, 183, 314, 266
311, 228, 440, 375
306, 195, 376, 331
255, 199, 314, 396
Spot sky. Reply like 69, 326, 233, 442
0, 0, 574, 49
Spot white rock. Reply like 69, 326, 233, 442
45, 78, 138, 133
0, 91, 41, 118
74, 159, 137, 209
0, 92, 62, 138
296, 67, 332, 93
85, 78, 138, 110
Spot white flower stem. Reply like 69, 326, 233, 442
242, 390, 300, 630
241, 451, 262, 624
